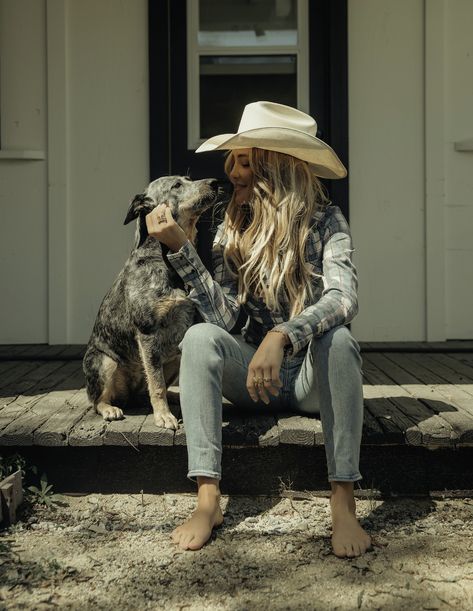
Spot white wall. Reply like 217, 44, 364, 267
66, 0, 149, 343
0, 0, 148, 344
348, 0, 425, 341
0, 0, 48, 343
444, 0, 473, 338
1, 0, 471, 344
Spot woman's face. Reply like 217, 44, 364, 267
229, 148, 253, 205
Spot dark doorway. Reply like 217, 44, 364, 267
148, 0, 348, 331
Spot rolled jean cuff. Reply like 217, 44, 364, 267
187, 470, 222, 484
328, 474, 363, 483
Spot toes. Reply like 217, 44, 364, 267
188, 534, 208, 550
345, 544, 355, 557
352, 543, 361, 556
179, 534, 194, 550
171, 528, 182, 543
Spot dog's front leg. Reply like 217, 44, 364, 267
137, 336, 179, 429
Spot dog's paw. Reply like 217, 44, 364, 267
153, 411, 179, 430
100, 406, 124, 421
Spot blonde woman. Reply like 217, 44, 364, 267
146, 102, 372, 558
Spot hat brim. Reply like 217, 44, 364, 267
195, 127, 347, 179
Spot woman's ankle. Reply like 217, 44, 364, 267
196, 476, 221, 498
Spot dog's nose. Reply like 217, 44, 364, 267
207, 178, 219, 189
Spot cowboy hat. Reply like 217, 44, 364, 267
195, 101, 347, 179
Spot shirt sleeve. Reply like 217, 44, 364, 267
271, 205, 359, 359
166, 223, 241, 331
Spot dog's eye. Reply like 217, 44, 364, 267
172, 181, 182, 190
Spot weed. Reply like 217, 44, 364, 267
27, 473, 64, 508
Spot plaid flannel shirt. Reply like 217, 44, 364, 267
166, 203, 358, 362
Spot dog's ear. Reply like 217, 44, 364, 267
123, 194, 153, 225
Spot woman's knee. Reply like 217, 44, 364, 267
178, 322, 229, 353
310, 325, 361, 359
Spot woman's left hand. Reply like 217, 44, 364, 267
247, 333, 285, 404
145, 204, 188, 252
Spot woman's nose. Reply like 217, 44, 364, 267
230, 165, 239, 180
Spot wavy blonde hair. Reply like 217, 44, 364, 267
216, 147, 331, 319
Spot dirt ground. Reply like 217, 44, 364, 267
1, 490, 473, 610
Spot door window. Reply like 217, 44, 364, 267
187, 0, 309, 149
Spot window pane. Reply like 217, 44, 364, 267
199, 0, 297, 47
199, 55, 297, 139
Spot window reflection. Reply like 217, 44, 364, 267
200, 55, 297, 138
199, 0, 297, 47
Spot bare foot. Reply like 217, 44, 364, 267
171, 480, 224, 551
330, 483, 372, 558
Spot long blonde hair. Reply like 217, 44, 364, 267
217, 147, 330, 319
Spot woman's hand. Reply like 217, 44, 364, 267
246, 332, 286, 404
145, 204, 188, 252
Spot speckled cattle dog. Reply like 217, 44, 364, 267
82, 176, 224, 429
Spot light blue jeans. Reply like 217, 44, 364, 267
177, 322, 364, 484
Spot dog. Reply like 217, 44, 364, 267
82, 176, 225, 429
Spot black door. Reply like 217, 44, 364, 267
149, 0, 348, 330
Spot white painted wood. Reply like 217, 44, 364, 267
0, 0, 46, 150
348, 0, 425, 341
425, 0, 447, 341
443, 0, 473, 339
66, 0, 149, 343
0, 0, 48, 344
0, 150, 45, 159
46, 0, 68, 344
454, 137, 473, 152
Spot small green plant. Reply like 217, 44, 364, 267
27, 473, 64, 507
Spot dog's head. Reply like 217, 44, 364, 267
123, 176, 225, 244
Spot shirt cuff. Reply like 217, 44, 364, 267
166, 240, 209, 285
270, 320, 319, 360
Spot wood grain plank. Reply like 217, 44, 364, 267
0, 361, 83, 432
0, 362, 85, 445
1, 360, 73, 397
422, 353, 473, 389
376, 353, 472, 445
0, 345, 35, 358
103, 413, 148, 447
138, 414, 175, 446
436, 353, 473, 378
174, 423, 187, 446
277, 412, 318, 445
33, 387, 92, 446
68, 407, 107, 446
0, 360, 51, 390
0, 361, 24, 377
362, 354, 440, 445
364, 354, 459, 447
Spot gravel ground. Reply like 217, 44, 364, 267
1, 490, 473, 610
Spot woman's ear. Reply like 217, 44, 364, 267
123, 194, 153, 225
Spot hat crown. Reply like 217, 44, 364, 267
237, 101, 317, 137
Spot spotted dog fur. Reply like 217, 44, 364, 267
82, 176, 224, 429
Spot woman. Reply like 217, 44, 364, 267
145, 101, 372, 558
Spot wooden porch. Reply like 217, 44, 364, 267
1, 341, 473, 495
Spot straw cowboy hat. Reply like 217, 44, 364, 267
195, 100, 347, 179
